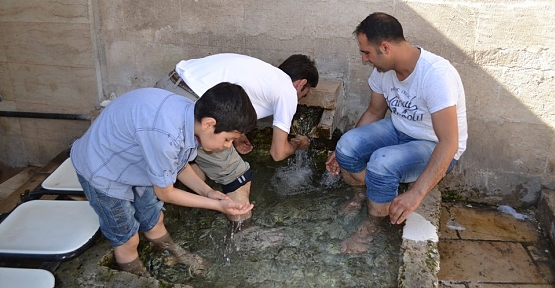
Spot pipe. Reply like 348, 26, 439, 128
0, 111, 90, 121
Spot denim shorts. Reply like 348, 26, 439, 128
335, 118, 456, 203
77, 174, 164, 247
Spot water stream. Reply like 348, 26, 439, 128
138, 150, 402, 287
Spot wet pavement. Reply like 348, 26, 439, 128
0, 150, 403, 287
439, 202, 555, 287
1, 150, 555, 287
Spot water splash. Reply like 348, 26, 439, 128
271, 150, 314, 195
319, 170, 342, 188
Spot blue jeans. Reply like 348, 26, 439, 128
335, 119, 456, 204
77, 174, 164, 247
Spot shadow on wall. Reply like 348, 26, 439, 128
0, 165, 24, 185
392, 7, 555, 207
66, 1, 555, 207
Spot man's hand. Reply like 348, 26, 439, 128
290, 135, 310, 150
233, 135, 254, 154
325, 151, 340, 175
388, 189, 425, 224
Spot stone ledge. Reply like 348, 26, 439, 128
299, 78, 345, 140
398, 187, 441, 288
299, 79, 343, 110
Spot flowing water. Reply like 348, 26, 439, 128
137, 149, 402, 287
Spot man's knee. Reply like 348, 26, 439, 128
340, 169, 365, 187
367, 147, 404, 175
335, 147, 366, 175
335, 131, 359, 157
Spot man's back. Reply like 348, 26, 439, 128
176, 53, 299, 134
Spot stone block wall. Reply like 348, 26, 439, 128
0, 0, 554, 207
0, 0, 98, 166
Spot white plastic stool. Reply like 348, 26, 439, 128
0, 200, 99, 260
0, 158, 100, 287
0, 267, 55, 288
40, 157, 82, 191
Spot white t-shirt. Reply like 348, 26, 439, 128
175, 53, 298, 133
369, 48, 468, 160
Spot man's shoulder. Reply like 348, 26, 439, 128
419, 48, 454, 68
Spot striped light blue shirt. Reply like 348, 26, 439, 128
70, 88, 198, 201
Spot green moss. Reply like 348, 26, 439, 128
97, 268, 117, 282
425, 241, 439, 273
158, 281, 175, 288
441, 188, 467, 202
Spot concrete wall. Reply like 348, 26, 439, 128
0, 0, 98, 166
0, 0, 554, 207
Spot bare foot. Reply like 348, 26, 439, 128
117, 257, 151, 277
226, 182, 252, 223
341, 215, 385, 254
338, 189, 366, 218
164, 250, 210, 275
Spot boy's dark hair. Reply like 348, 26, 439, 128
278, 54, 319, 90
354, 12, 406, 48
194, 82, 257, 134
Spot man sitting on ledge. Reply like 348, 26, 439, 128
326, 12, 467, 254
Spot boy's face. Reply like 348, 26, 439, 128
199, 130, 242, 152
197, 117, 243, 151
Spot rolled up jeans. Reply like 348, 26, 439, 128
334, 118, 456, 204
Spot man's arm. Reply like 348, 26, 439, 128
153, 164, 253, 215
233, 134, 254, 154
356, 90, 389, 127
269, 127, 309, 161
389, 105, 459, 224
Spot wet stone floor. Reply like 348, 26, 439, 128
438, 201, 555, 287
55, 150, 403, 287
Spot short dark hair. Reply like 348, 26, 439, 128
278, 54, 319, 89
194, 82, 257, 134
354, 12, 406, 46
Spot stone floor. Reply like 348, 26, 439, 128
439, 202, 555, 288
1, 154, 555, 287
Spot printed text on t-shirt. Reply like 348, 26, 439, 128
386, 87, 423, 121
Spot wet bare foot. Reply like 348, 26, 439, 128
227, 210, 252, 224
226, 182, 252, 223
164, 250, 210, 276
341, 215, 385, 254
117, 257, 151, 277
338, 189, 366, 218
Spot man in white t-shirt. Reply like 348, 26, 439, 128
155, 53, 319, 223
325, 12, 467, 254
